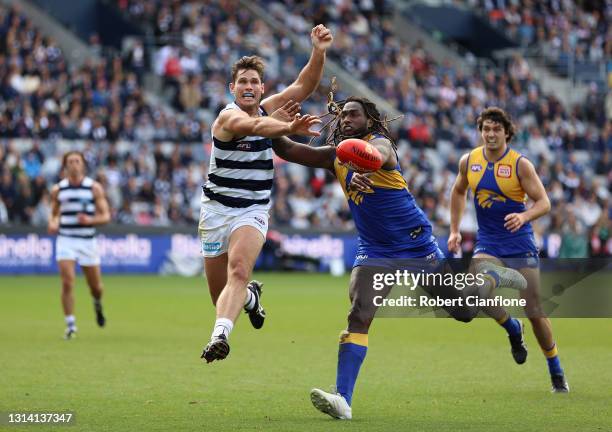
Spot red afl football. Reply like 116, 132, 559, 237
336, 138, 383, 172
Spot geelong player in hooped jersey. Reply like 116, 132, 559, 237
200, 25, 333, 363
48, 151, 111, 339
449, 107, 569, 393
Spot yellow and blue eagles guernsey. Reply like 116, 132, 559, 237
334, 133, 441, 267
467, 146, 538, 258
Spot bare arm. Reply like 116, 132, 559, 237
504, 157, 551, 233
346, 137, 395, 191
78, 182, 111, 226
213, 109, 321, 141
368, 137, 396, 169
47, 184, 60, 234
448, 154, 470, 253
261, 25, 333, 113
272, 136, 335, 170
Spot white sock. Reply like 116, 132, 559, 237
211, 318, 233, 339
244, 289, 256, 311
65, 315, 76, 329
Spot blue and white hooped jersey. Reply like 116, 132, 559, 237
57, 176, 96, 239
203, 102, 273, 212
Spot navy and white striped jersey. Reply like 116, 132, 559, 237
203, 102, 274, 212
57, 176, 96, 238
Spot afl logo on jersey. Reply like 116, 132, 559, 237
470, 164, 482, 172
497, 164, 512, 178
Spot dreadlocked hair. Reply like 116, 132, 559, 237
325, 96, 397, 150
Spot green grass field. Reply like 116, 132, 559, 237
1, 273, 611, 432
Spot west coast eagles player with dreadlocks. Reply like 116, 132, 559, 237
272, 96, 527, 419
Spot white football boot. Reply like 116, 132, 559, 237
310, 388, 352, 420
64, 326, 77, 340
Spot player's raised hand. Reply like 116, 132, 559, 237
270, 100, 301, 122
289, 114, 321, 137
504, 212, 527, 233
447, 231, 462, 254
349, 173, 373, 192
311, 24, 333, 51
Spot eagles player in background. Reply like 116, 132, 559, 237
48, 151, 110, 339
272, 97, 527, 419
448, 107, 569, 393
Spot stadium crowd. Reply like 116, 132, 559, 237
0, 1, 610, 257
0, 4, 207, 142
116, 0, 331, 116
465, 0, 611, 79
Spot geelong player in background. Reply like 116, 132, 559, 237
48, 151, 110, 339
199, 25, 332, 363
448, 107, 569, 393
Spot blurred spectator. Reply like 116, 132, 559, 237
0, 195, 8, 223
30, 188, 50, 226
590, 204, 611, 256
559, 211, 589, 258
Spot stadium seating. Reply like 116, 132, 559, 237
465, 0, 610, 82
0, 1, 610, 256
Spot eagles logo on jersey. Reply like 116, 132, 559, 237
476, 189, 507, 208
347, 188, 374, 205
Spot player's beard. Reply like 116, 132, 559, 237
341, 125, 368, 139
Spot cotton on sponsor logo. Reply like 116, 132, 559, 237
281, 234, 344, 259
0, 234, 53, 263
97, 235, 151, 263
171, 234, 201, 257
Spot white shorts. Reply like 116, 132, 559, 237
198, 204, 269, 257
56, 235, 101, 266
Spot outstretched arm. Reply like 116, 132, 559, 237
272, 136, 335, 170
504, 157, 551, 233
213, 109, 321, 141
448, 154, 470, 253
261, 25, 333, 113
